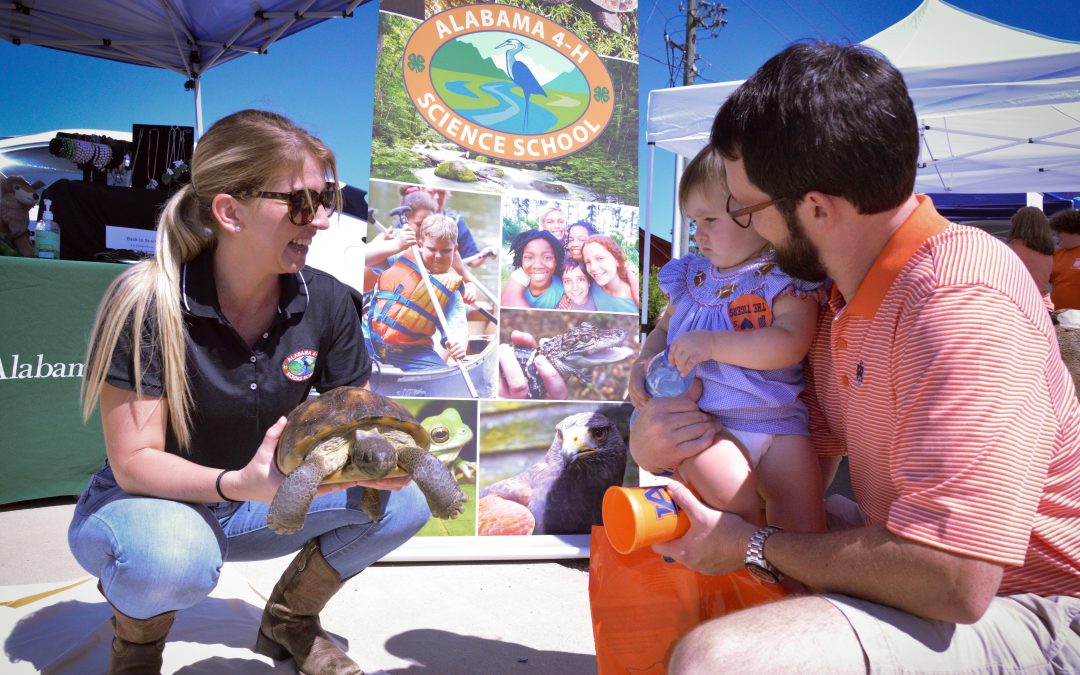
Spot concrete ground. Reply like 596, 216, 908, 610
0, 497, 598, 674
1, 462, 853, 673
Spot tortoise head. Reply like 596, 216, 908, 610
351, 428, 397, 478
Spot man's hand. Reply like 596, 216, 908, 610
668, 330, 718, 377
652, 479, 758, 576
629, 378, 722, 473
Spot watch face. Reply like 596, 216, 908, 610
746, 561, 781, 584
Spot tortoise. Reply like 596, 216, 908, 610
266, 387, 467, 535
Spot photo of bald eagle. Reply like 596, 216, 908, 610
478, 410, 628, 536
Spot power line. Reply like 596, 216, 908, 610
645, 0, 672, 25
639, 50, 669, 67
736, 0, 792, 42
779, 0, 823, 36
809, 0, 858, 38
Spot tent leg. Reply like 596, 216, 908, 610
672, 155, 686, 257
641, 142, 656, 330
194, 78, 204, 138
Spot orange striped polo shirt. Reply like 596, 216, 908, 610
804, 196, 1080, 597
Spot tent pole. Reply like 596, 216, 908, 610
641, 142, 656, 330
672, 155, 686, 257
194, 78, 204, 138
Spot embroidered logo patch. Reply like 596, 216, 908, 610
282, 349, 318, 382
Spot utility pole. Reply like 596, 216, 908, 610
662, 1, 728, 258
666, 0, 729, 86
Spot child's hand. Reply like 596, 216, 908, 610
629, 357, 651, 410
446, 339, 467, 361
395, 224, 417, 250
669, 331, 716, 376
461, 282, 477, 304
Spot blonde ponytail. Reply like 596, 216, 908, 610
82, 183, 212, 448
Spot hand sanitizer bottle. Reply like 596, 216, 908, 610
34, 199, 61, 259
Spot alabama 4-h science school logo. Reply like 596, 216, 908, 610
282, 349, 317, 382
403, 4, 614, 162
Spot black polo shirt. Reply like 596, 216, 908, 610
106, 249, 370, 470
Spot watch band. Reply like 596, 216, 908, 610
744, 525, 784, 583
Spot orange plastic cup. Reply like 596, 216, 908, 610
602, 485, 690, 554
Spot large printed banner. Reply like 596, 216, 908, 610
368, 0, 639, 557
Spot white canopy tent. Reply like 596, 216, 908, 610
641, 0, 1080, 320
0, 0, 368, 135
647, 0, 1080, 194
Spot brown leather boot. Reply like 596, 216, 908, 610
100, 583, 176, 675
254, 540, 363, 674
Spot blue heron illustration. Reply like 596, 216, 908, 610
495, 38, 546, 129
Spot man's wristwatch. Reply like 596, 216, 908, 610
744, 525, 784, 584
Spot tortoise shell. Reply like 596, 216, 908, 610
276, 387, 430, 483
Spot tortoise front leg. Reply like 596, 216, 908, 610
397, 445, 467, 519
266, 437, 350, 535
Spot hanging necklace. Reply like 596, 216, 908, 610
145, 129, 160, 189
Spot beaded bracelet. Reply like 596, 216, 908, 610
215, 469, 240, 503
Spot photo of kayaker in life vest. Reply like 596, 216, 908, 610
364, 212, 469, 372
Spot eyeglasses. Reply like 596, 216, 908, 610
726, 193, 787, 229
230, 183, 337, 225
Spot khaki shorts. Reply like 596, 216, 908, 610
822, 592, 1080, 673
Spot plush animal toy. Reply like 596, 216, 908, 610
0, 176, 41, 256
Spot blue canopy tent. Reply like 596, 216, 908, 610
0, 0, 369, 135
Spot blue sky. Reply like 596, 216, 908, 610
2, 0, 1079, 240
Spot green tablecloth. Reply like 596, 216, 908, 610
0, 257, 124, 504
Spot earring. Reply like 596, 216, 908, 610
234, 225, 241, 233
203, 226, 213, 237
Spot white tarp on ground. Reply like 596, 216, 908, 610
646, 0, 1080, 194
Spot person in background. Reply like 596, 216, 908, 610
538, 205, 568, 244
70, 110, 429, 674
364, 190, 439, 286
368, 187, 478, 303
500, 229, 564, 309
556, 257, 597, 310
566, 220, 598, 261
404, 185, 496, 269
633, 42, 1080, 673
1050, 208, 1080, 311
582, 234, 639, 312
1006, 206, 1054, 312
365, 213, 468, 371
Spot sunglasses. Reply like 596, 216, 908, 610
726, 193, 788, 229
230, 183, 337, 225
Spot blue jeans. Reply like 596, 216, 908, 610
68, 466, 430, 619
